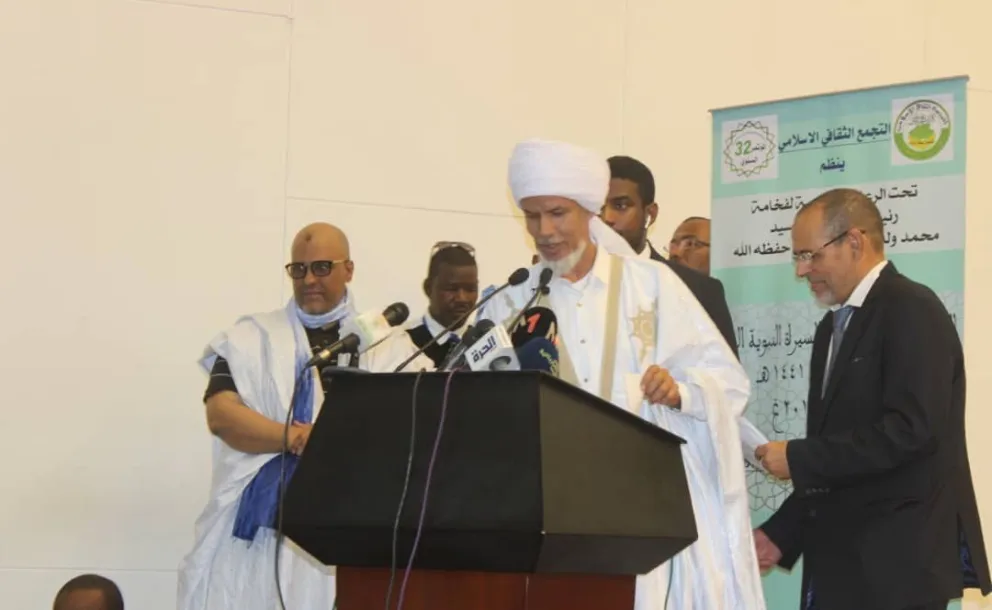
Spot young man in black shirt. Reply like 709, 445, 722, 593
405, 241, 478, 368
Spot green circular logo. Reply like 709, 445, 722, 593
893, 99, 951, 161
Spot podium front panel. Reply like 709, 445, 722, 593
282, 371, 697, 576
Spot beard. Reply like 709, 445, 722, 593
814, 292, 837, 307
807, 278, 839, 307
538, 240, 589, 278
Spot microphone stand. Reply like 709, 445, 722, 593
435, 320, 493, 371
392, 272, 526, 372
505, 270, 553, 336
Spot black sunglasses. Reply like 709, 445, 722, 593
284, 259, 349, 280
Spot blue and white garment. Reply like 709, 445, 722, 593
480, 283, 498, 302
177, 294, 432, 610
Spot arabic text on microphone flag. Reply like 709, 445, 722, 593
709, 76, 967, 609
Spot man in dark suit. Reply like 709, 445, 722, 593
754, 188, 990, 610
602, 155, 738, 356
668, 215, 712, 275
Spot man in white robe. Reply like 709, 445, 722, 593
177, 223, 432, 610
479, 140, 766, 610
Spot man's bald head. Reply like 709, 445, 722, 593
287, 222, 354, 315
795, 188, 885, 251
291, 222, 350, 259
53, 574, 123, 610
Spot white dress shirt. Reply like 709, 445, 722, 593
545, 247, 612, 396
826, 259, 888, 369
412, 311, 471, 345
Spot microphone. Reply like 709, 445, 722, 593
437, 319, 494, 371
515, 337, 559, 376
451, 290, 559, 374
306, 302, 409, 367
463, 329, 560, 375
505, 268, 553, 336
392, 268, 530, 372
510, 306, 558, 347
465, 324, 519, 372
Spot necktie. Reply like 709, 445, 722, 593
823, 305, 854, 393
805, 583, 816, 610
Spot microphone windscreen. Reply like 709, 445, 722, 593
339, 309, 392, 352
538, 267, 553, 286
463, 319, 494, 344
516, 338, 559, 376
510, 306, 558, 347
382, 302, 410, 326
507, 267, 530, 286
437, 320, 497, 371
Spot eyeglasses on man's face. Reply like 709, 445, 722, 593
663, 235, 710, 254
284, 260, 349, 280
791, 230, 850, 266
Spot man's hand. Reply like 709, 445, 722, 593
755, 441, 790, 480
641, 365, 681, 408
288, 423, 313, 456
753, 528, 782, 572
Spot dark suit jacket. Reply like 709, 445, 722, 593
648, 243, 738, 357
761, 263, 990, 610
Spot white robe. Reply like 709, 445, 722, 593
479, 247, 766, 610
177, 306, 433, 610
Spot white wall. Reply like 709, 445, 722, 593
0, 0, 291, 605
0, 0, 989, 608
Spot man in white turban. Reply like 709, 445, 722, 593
479, 139, 766, 610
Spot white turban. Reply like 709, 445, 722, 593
508, 138, 636, 257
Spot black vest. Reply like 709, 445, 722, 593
406, 324, 454, 368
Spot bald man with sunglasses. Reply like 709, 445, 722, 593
178, 223, 430, 610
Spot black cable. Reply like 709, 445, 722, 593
274, 366, 309, 610
274, 365, 340, 610
663, 558, 673, 609
384, 370, 425, 610
395, 371, 457, 610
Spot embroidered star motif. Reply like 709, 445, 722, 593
630, 302, 657, 364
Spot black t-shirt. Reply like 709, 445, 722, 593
203, 324, 343, 402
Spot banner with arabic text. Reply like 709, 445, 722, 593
710, 77, 967, 609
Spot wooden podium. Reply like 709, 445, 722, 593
282, 371, 697, 610
336, 567, 635, 610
